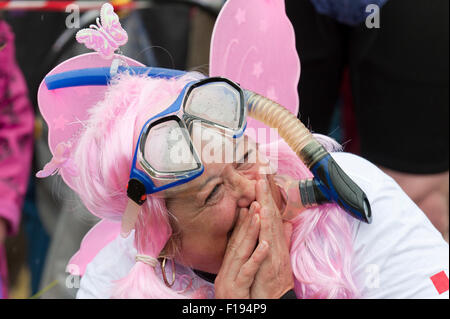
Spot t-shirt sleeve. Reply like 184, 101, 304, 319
76, 230, 136, 299
332, 152, 449, 299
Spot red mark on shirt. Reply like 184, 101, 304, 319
430, 271, 449, 294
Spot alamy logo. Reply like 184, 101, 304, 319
65, 4, 80, 29
66, 264, 81, 289
366, 4, 381, 29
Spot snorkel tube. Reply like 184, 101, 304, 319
244, 90, 372, 223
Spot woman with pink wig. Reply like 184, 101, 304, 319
36, 1, 448, 299
37, 69, 447, 299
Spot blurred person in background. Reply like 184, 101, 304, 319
286, 0, 449, 241
0, 16, 34, 299
4, 10, 73, 298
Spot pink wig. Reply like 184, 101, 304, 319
72, 73, 359, 299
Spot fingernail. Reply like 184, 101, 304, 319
249, 201, 258, 213
260, 240, 268, 249
252, 214, 259, 226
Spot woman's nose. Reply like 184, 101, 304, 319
226, 168, 258, 208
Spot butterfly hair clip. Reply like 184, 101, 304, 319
76, 2, 128, 59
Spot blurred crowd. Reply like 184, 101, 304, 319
0, 0, 448, 298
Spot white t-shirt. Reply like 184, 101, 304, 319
77, 152, 449, 299
332, 152, 449, 299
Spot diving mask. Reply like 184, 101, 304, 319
127, 76, 247, 205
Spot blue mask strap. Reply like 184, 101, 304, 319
45, 66, 187, 90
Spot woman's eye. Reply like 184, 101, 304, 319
205, 184, 221, 203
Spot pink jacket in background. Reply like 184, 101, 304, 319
0, 19, 34, 298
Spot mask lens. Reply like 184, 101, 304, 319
184, 81, 243, 131
142, 118, 200, 175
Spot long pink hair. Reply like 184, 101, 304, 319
72, 72, 360, 299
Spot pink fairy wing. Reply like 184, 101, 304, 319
38, 53, 145, 193
210, 0, 300, 143
67, 219, 122, 276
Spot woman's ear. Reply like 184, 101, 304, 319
160, 212, 182, 260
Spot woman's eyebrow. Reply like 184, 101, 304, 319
198, 175, 218, 191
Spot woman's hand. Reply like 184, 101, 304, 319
215, 206, 269, 298
250, 176, 295, 299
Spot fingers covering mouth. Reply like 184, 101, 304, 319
227, 206, 244, 238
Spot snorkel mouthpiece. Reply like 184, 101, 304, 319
244, 90, 372, 224
310, 156, 372, 223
